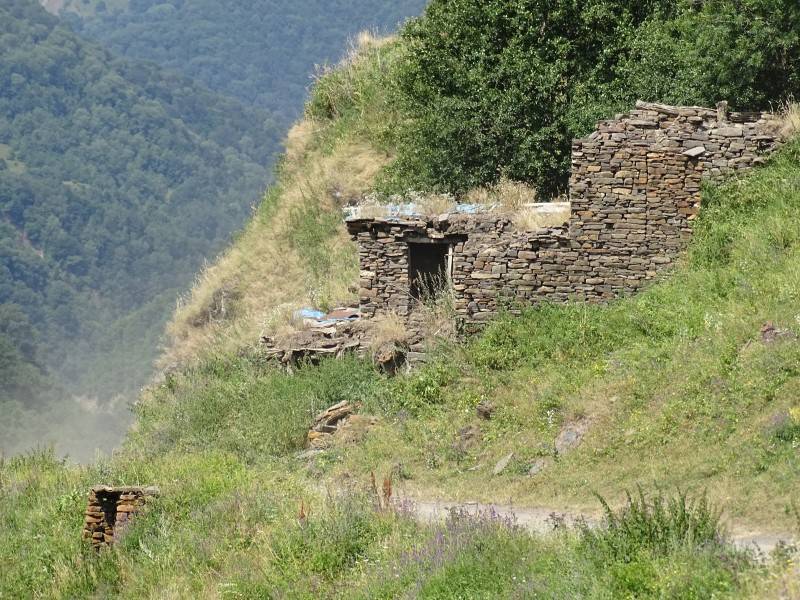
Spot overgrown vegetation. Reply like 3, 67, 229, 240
4, 114, 800, 600
322, 137, 800, 532
6, 0, 800, 595
22, 133, 786, 597
0, 446, 779, 598
384, 0, 800, 196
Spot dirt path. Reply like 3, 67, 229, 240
403, 496, 796, 558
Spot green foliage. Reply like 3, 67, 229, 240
388, 359, 455, 412
132, 355, 384, 461
0, 449, 764, 598
0, 0, 282, 418
267, 493, 389, 586
64, 0, 427, 124
287, 197, 345, 281
578, 490, 752, 598
385, 0, 800, 196
583, 489, 724, 562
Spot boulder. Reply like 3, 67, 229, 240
492, 452, 515, 476
555, 419, 590, 455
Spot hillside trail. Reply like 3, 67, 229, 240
391, 493, 797, 558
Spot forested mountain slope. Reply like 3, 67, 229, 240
0, 0, 283, 455
48, 0, 428, 123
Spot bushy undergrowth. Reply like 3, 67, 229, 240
0, 450, 765, 599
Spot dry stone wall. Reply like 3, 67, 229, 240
83, 485, 158, 549
346, 102, 782, 332
568, 101, 779, 301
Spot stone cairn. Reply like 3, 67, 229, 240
83, 485, 158, 550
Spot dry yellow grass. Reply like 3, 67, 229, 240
465, 177, 538, 209
510, 203, 571, 230
464, 177, 570, 230
415, 193, 457, 216
158, 34, 405, 371
159, 121, 390, 371
368, 311, 410, 351
779, 101, 800, 139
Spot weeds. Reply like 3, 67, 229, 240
778, 100, 800, 140
583, 489, 725, 561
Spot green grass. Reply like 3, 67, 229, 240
315, 139, 800, 530
0, 447, 773, 598
3, 139, 800, 596
4, 63, 800, 600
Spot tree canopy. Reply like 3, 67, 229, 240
0, 0, 282, 403
385, 0, 800, 196
60, 0, 428, 123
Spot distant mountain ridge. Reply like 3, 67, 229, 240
50, 0, 428, 121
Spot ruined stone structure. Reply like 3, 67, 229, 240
346, 102, 781, 330
82, 485, 158, 549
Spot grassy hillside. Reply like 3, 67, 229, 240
3, 31, 799, 597
3, 138, 800, 596
160, 32, 800, 535
155, 126, 800, 535
159, 34, 401, 371
5, 0, 800, 594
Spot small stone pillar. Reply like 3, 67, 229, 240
82, 485, 159, 549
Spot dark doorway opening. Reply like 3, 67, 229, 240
96, 490, 121, 531
409, 242, 450, 300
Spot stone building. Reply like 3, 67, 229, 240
346, 101, 781, 331
82, 485, 158, 549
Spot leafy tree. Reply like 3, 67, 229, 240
385, 0, 800, 196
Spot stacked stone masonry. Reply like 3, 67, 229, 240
82, 485, 158, 549
346, 102, 781, 333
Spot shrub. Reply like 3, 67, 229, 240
385, 0, 800, 196
581, 488, 726, 562
267, 493, 389, 584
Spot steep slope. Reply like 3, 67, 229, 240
0, 0, 282, 456
159, 26, 800, 531
2, 12, 800, 598
159, 34, 402, 371
48, 0, 428, 122
2, 131, 799, 600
